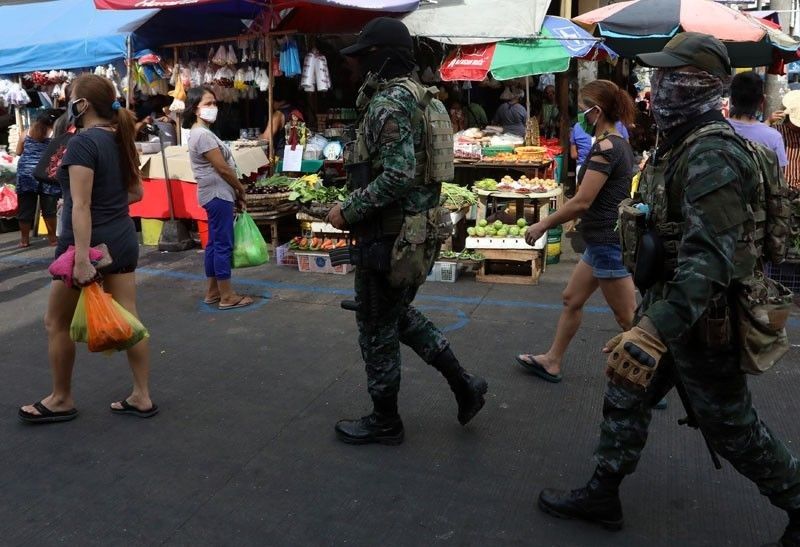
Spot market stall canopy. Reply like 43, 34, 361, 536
0, 0, 158, 74
574, 0, 800, 67
269, 0, 419, 34
440, 16, 616, 81
134, 2, 263, 46
94, 0, 256, 8
402, 0, 551, 45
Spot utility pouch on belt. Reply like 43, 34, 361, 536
386, 207, 451, 288
734, 273, 792, 374
619, 198, 646, 271
388, 212, 429, 288
694, 294, 732, 350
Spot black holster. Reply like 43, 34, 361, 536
633, 230, 665, 291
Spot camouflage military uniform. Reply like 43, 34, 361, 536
341, 81, 449, 400
594, 121, 800, 511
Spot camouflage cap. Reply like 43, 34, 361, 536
637, 32, 732, 79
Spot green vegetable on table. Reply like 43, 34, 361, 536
440, 182, 477, 210
255, 174, 294, 188
287, 174, 348, 204
439, 249, 485, 261
473, 178, 498, 191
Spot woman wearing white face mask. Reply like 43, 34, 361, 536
186, 87, 253, 310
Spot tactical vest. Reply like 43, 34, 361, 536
635, 122, 789, 277
346, 77, 454, 234
355, 78, 453, 182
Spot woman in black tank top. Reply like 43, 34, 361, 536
514, 80, 639, 385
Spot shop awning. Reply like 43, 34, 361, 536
402, 0, 551, 45
0, 0, 159, 75
440, 16, 617, 81
270, 0, 419, 34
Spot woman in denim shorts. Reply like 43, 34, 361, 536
515, 80, 637, 383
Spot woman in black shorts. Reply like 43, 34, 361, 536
19, 74, 156, 423
15, 109, 61, 247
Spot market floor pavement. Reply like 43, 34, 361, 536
1, 232, 798, 547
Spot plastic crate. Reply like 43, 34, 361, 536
766, 261, 800, 294
437, 261, 459, 283
427, 261, 459, 283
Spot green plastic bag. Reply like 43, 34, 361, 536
70, 289, 88, 344
232, 211, 269, 268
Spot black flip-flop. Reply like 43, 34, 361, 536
18, 401, 78, 424
515, 355, 563, 383
110, 400, 159, 418
218, 296, 253, 310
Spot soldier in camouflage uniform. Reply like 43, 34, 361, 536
326, 18, 488, 446
537, 34, 800, 545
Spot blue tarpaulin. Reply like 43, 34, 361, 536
0, 0, 261, 75
0, 0, 159, 75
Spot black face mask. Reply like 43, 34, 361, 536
358, 47, 415, 81
67, 98, 87, 127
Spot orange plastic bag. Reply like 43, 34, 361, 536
84, 283, 134, 353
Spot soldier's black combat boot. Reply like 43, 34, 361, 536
432, 347, 488, 425
538, 467, 625, 531
335, 396, 404, 445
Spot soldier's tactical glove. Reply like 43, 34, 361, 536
604, 318, 666, 390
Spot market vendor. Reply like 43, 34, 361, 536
492, 87, 527, 137
260, 78, 300, 157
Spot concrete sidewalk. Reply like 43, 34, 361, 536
0, 233, 798, 546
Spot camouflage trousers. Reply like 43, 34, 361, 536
354, 267, 449, 400
594, 340, 800, 511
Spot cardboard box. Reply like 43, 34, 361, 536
275, 243, 298, 267
296, 252, 353, 275
139, 146, 268, 183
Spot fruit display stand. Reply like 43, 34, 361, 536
467, 190, 556, 286
474, 187, 562, 226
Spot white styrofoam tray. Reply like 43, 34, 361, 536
465, 234, 545, 250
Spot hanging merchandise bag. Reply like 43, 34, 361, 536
233, 212, 269, 268
73, 282, 149, 353
0, 184, 18, 218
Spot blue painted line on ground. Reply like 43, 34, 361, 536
3, 255, 800, 328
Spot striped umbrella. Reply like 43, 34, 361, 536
440, 15, 616, 82
574, 0, 800, 67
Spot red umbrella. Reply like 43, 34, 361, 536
574, 0, 799, 66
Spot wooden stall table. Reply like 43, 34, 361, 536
474, 187, 563, 226
466, 188, 562, 285
249, 209, 300, 248
454, 159, 552, 187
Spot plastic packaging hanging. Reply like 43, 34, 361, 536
279, 38, 302, 78
300, 52, 331, 92
212, 44, 227, 66
227, 44, 238, 66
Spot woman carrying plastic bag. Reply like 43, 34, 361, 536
18, 75, 157, 424
233, 211, 269, 268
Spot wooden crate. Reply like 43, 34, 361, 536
476, 248, 542, 285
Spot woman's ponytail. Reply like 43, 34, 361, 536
615, 86, 637, 128
114, 106, 142, 191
